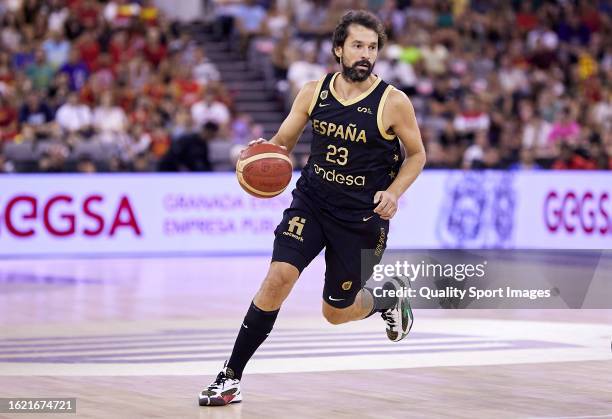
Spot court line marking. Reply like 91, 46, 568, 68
528, 415, 612, 419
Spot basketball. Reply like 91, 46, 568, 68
236, 142, 293, 198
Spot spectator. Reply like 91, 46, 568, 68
142, 72, 167, 104
76, 0, 102, 31
0, 53, 15, 95
0, 149, 15, 173
77, 31, 101, 71
481, 146, 503, 169
590, 141, 611, 170
527, 21, 559, 52
295, 0, 332, 38
59, 48, 89, 91
90, 53, 116, 91
0, 95, 18, 142
270, 28, 292, 80
18, 92, 54, 137
63, 9, 85, 41
590, 88, 611, 132
158, 121, 218, 172
128, 55, 152, 92
234, 0, 267, 55
510, 147, 542, 170
375, 44, 417, 94
48, 0, 69, 34
191, 90, 230, 132
429, 77, 459, 120
42, 30, 71, 69
420, 37, 449, 76
55, 92, 93, 135
498, 56, 529, 95
76, 155, 97, 173
38, 144, 69, 173
25, 48, 56, 92
515, 2, 538, 33
556, 12, 591, 46
149, 126, 171, 159
462, 130, 488, 169
93, 91, 128, 136
1, 12, 21, 53
12, 42, 35, 71
128, 97, 153, 126
230, 113, 264, 145
172, 65, 201, 107
548, 106, 581, 145
520, 102, 553, 158
132, 151, 154, 171
169, 106, 193, 139
142, 28, 167, 68
453, 96, 490, 136
262, 0, 290, 40
552, 142, 595, 170
109, 30, 136, 66
192, 49, 220, 87
287, 44, 325, 99
424, 140, 449, 169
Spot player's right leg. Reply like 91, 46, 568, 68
199, 193, 325, 407
198, 261, 299, 406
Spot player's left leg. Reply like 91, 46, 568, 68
320, 215, 413, 340
321, 277, 411, 330
321, 288, 373, 324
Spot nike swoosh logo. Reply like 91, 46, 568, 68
319, 103, 330, 107
362, 215, 374, 222
242, 323, 248, 329
328, 296, 345, 301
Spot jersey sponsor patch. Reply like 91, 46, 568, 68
313, 163, 365, 186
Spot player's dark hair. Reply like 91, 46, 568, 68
331, 10, 387, 63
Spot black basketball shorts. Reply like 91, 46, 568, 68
272, 190, 389, 308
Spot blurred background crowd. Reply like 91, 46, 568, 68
0, 0, 610, 173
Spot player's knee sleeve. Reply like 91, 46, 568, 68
243, 301, 279, 336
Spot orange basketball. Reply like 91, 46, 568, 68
236, 143, 292, 198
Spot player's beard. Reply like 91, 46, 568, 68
341, 57, 374, 82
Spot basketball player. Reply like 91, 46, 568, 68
199, 10, 425, 406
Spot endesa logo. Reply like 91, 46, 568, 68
544, 190, 611, 235
0, 194, 142, 238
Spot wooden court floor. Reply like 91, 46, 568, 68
1, 360, 611, 419
0, 257, 610, 419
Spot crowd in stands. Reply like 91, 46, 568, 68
0, 0, 244, 172
244, 0, 611, 170
0, 0, 610, 173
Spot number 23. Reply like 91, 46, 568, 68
325, 145, 348, 166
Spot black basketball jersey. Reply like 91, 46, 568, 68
296, 72, 402, 221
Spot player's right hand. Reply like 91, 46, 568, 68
248, 138, 267, 146
248, 138, 287, 150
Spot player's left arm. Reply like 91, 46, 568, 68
374, 89, 426, 220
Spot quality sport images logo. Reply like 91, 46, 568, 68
0, 194, 142, 238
